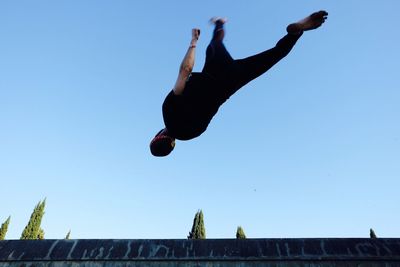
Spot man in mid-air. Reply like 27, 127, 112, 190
150, 11, 328, 156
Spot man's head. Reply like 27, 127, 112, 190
150, 128, 176, 157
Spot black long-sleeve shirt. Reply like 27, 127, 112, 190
162, 73, 226, 140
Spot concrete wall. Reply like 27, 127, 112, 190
1, 238, 399, 266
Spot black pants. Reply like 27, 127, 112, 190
201, 22, 302, 100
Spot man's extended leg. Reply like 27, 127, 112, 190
232, 33, 302, 90
230, 10, 328, 93
201, 19, 234, 79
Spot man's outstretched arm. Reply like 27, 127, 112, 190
172, 28, 200, 95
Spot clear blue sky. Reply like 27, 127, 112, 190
1, 0, 399, 239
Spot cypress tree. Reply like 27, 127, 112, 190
236, 226, 246, 239
188, 210, 206, 239
0, 216, 11, 240
65, 230, 71, 239
37, 228, 45, 240
21, 199, 46, 240
370, 228, 377, 238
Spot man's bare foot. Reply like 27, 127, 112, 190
287, 10, 328, 34
209, 17, 227, 25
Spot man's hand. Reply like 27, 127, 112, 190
191, 28, 200, 46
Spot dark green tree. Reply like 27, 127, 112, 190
65, 230, 71, 239
236, 226, 246, 239
20, 199, 46, 240
0, 216, 11, 240
370, 228, 377, 238
188, 210, 206, 239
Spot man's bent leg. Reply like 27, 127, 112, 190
202, 19, 234, 78
232, 33, 302, 91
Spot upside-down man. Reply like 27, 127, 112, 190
150, 11, 328, 156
